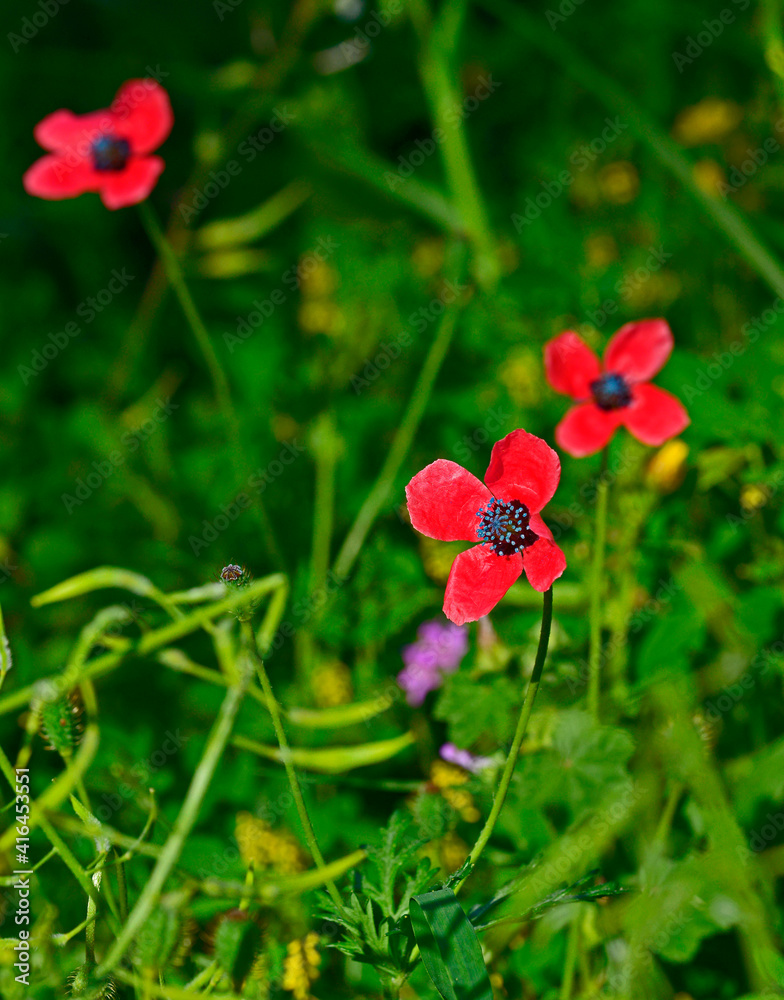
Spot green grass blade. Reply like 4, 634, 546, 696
410, 887, 494, 1000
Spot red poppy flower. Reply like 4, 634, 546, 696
544, 319, 689, 458
23, 79, 173, 210
406, 429, 566, 626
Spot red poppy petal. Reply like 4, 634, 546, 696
23, 154, 100, 200
529, 513, 553, 542
555, 403, 623, 458
33, 109, 113, 153
443, 545, 522, 625
544, 331, 602, 399
406, 460, 491, 542
484, 429, 561, 514
622, 383, 690, 447
110, 80, 174, 155
98, 157, 165, 210
523, 537, 567, 591
604, 319, 673, 382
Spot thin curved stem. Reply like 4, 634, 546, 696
454, 586, 554, 895
240, 620, 345, 915
137, 201, 284, 571
332, 242, 468, 581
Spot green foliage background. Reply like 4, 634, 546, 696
3, 0, 784, 997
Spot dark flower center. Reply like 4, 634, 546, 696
590, 372, 632, 411
91, 135, 131, 172
475, 498, 538, 556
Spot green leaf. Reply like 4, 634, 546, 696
517, 711, 634, 821
434, 672, 517, 747
410, 888, 494, 1000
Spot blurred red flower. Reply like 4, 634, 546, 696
23, 79, 173, 210
544, 319, 689, 458
406, 429, 566, 625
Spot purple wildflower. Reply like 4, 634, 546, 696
439, 742, 494, 773
397, 618, 468, 706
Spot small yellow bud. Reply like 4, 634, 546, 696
598, 161, 639, 204
740, 483, 770, 512
645, 439, 689, 493
672, 98, 742, 146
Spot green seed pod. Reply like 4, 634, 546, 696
67, 963, 117, 999
214, 908, 261, 990
40, 692, 83, 757
135, 902, 182, 973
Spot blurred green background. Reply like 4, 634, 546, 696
4, 0, 784, 996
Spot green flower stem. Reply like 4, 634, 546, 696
332, 243, 468, 581
240, 619, 345, 914
309, 411, 339, 599
453, 587, 554, 895
587, 453, 609, 720
85, 870, 101, 965
408, 0, 499, 289
96, 665, 251, 975
0, 600, 10, 691
137, 201, 284, 571
559, 909, 580, 1000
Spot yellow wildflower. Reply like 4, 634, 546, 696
584, 232, 618, 270
235, 812, 306, 874
300, 258, 338, 299
298, 300, 345, 337
498, 348, 543, 408
282, 933, 321, 1000
439, 831, 470, 872
311, 660, 353, 708
430, 760, 468, 789
598, 161, 639, 204
740, 483, 770, 512
672, 97, 742, 146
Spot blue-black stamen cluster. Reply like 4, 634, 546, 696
475, 498, 538, 556
91, 135, 131, 172
590, 372, 632, 411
